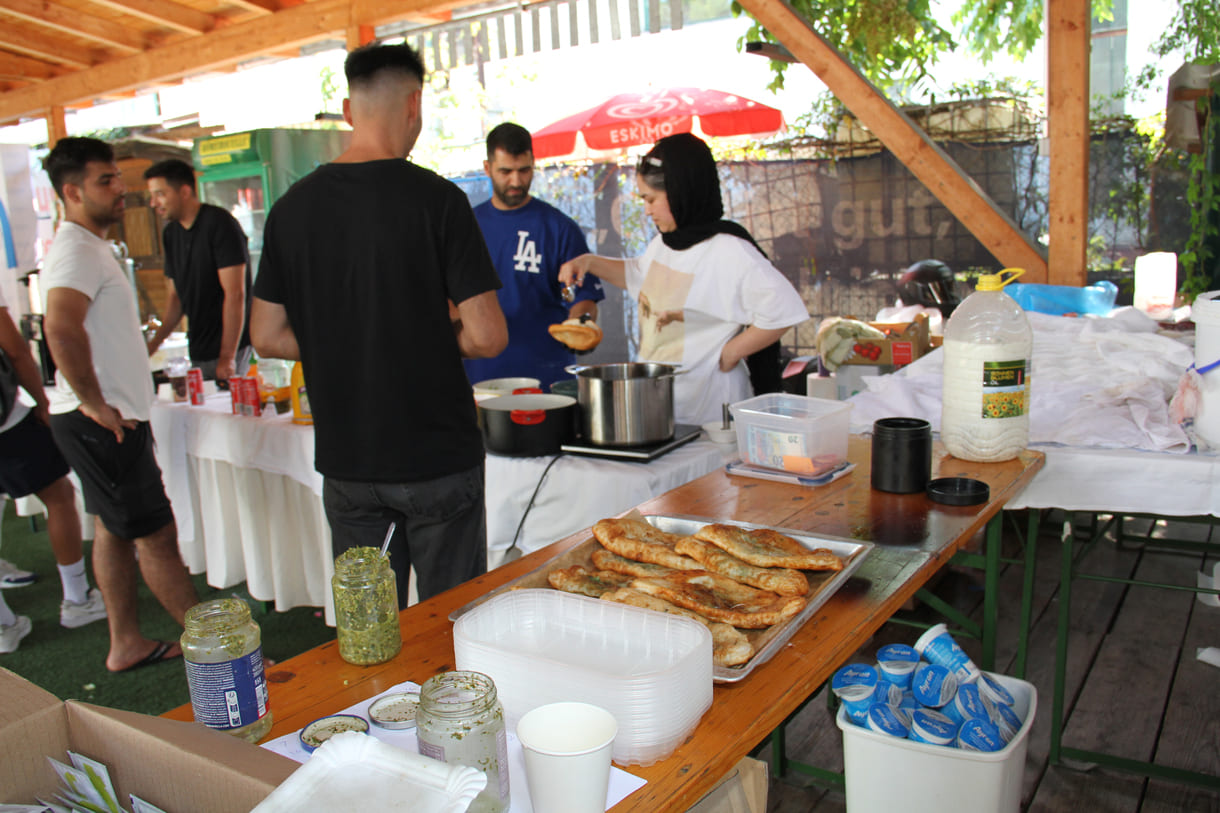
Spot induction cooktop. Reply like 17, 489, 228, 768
560, 423, 702, 461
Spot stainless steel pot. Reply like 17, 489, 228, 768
566, 362, 678, 447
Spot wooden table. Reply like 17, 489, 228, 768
165, 436, 1043, 811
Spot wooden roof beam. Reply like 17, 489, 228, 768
0, 51, 64, 81
0, 0, 147, 52
0, 23, 99, 69
0, 0, 501, 124
0, 0, 350, 123
735, 0, 1048, 278
226, 0, 279, 13
85, 0, 217, 35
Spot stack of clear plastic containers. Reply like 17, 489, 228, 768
452, 589, 713, 766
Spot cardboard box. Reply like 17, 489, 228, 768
837, 312, 931, 368
686, 757, 768, 813
0, 667, 296, 811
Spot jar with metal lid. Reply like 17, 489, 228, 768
416, 671, 510, 813
181, 597, 272, 743
332, 546, 401, 666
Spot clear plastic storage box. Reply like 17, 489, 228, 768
453, 589, 713, 766
730, 393, 852, 475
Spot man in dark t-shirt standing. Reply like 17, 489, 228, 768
249, 43, 507, 607
144, 159, 252, 383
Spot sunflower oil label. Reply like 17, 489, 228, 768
979, 360, 1029, 419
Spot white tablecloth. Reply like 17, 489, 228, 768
845, 309, 1220, 518
149, 396, 726, 623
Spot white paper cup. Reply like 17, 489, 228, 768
517, 702, 618, 813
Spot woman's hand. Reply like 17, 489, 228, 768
558, 255, 592, 288
719, 342, 745, 372
720, 325, 790, 372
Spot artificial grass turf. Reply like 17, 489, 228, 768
0, 501, 333, 716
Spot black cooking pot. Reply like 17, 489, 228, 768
478, 394, 576, 457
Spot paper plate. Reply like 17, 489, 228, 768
251, 731, 486, 813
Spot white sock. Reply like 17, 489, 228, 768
59, 559, 89, 604
0, 590, 15, 627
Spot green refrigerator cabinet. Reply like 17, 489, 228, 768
192, 128, 349, 275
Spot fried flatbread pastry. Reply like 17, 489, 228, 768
546, 566, 633, 598
592, 517, 701, 570
600, 587, 754, 667
630, 571, 807, 629
694, 524, 843, 571
674, 536, 809, 597
548, 318, 603, 352
591, 548, 678, 579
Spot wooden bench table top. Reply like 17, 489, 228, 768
164, 436, 1043, 812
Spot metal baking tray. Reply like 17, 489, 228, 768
449, 513, 873, 683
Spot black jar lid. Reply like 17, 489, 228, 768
926, 477, 990, 506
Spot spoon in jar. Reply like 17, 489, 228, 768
379, 521, 397, 558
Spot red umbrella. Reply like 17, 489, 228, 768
531, 87, 785, 159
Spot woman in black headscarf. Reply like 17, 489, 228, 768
559, 133, 808, 426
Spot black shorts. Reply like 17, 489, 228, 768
0, 410, 71, 498
49, 410, 173, 539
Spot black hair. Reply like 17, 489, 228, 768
43, 137, 114, 200
344, 43, 426, 89
637, 133, 719, 228
486, 123, 533, 159
143, 158, 196, 191
635, 153, 666, 192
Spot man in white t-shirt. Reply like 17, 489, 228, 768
41, 137, 198, 673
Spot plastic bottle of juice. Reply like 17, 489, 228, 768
940, 268, 1032, 462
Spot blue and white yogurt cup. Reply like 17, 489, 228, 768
942, 682, 991, 725
992, 701, 1023, 743
865, 703, 912, 739
915, 623, 982, 684
875, 643, 920, 689
873, 681, 903, 707
911, 663, 958, 709
977, 672, 1017, 707
957, 718, 1006, 752
908, 708, 960, 746
833, 663, 880, 724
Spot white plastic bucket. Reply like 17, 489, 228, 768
1193, 291, 1220, 448
837, 672, 1036, 813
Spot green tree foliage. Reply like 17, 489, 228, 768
734, 0, 1111, 98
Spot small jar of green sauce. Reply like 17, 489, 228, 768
332, 546, 401, 666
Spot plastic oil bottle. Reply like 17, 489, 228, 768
940, 268, 1032, 462
290, 361, 312, 425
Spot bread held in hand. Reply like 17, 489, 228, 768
548, 317, 603, 351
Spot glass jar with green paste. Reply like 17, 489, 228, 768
332, 546, 401, 666
181, 597, 272, 743
417, 671, 510, 813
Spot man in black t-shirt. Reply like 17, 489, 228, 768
249, 43, 507, 607
144, 159, 252, 383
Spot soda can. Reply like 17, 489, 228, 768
243, 377, 262, 417
230, 380, 242, 415
187, 368, 205, 406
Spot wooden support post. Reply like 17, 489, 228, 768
45, 105, 67, 145
736, 0, 1048, 278
1046, 0, 1090, 286
346, 23, 374, 51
